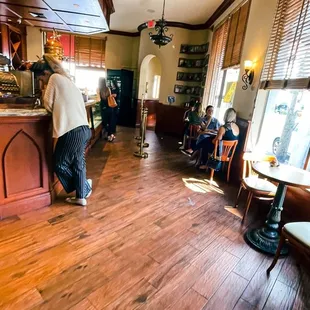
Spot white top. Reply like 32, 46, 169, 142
44, 73, 89, 138
252, 162, 310, 188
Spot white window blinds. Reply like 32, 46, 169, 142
261, 0, 310, 89
75, 36, 106, 68
205, 21, 229, 107
223, 0, 251, 69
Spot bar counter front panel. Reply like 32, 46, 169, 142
0, 113, 52, 219
0, 101, 101, 219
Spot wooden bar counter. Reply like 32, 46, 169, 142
0, 108, 52, 219
0, 101, 101, 219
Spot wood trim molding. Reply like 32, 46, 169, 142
137, 21, 206, 33
204, 0, 237, 28
110, 0, 237, 37
136, 0, 237, 34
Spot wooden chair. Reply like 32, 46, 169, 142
234, 152, 277, 223
267, 222, 310, 273
187, 124, 200, 149
210, 140, 238, 183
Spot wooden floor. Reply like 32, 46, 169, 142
0, 127, 309, 310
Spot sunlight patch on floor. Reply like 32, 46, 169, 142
182, 177, 224, 195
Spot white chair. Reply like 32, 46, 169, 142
234, 152, 277, 223
267, 222, 310, 273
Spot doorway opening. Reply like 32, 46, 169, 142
138, 55, 162, 128
139, 55, 162, 100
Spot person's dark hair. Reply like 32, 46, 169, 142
98, 77, 107, 89
193, 102, 200, 110
206, 105, 214, 112
30, 54, 69, 78
30, 59, 52, 76
98, 77, 109, 100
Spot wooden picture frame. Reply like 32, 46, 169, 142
176, 72, 202, 82
180, 43, 209, 54
174, 84, 201, 95
178, 58, 204, 68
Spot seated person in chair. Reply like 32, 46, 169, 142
190, 105, 220, 150
187, 108, 239, 169
179, 101, 202, 149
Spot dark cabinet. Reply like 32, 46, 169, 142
107, 69, 136, 127
0, 24, 27, 69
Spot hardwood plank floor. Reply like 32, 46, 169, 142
0, 127, 309, 310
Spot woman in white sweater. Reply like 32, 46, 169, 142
31, 54, 92, 206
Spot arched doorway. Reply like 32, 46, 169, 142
139, 55, 162, 100
138, 55, 162, 128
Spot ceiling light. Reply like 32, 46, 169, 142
7, 18, 12, 22
73, 4, 80, 7
149, 0, 173, 48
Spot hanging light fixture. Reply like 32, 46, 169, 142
149, 0, 173, 48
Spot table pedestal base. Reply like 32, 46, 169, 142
245, 228, 288, 255
245, 182, 289, 256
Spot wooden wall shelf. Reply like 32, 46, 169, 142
176, 72, 202, 82
180, 43, 209, 54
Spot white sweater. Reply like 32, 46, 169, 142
44, 73, 89, 138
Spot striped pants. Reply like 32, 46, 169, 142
54, 126, 92, 199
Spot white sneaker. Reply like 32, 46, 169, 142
86, 179, 92, 198
65, 197, 87, 206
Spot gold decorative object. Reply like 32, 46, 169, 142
0, 71, 20, 93
134, 104, 149, 159
44, 29, 64, 60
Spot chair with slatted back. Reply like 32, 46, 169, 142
187, 124, 200, 149
267, 222, 310, 273
234, 152, 277, 223
210, 139, 238, 183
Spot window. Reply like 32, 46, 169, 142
45, 32, 106, 69
62, 60, 76, 78
152, 75, 161, 99
44, 32, 106, 96
75, 67, 106, 96
223, 0, 250, 69
204, 20, 229, 110
203, 0, 250, 116
216, 68, 240, 122
257, 0, 310, 170
74, 36, 106, 68
260, 0, 310, 89
254, 0, 310, 170
255, 90, 310, 170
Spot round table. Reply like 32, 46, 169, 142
245, 162, 310, 255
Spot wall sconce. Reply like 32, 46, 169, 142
242, 60, 254, 90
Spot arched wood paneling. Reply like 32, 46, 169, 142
3, 130, 42, 197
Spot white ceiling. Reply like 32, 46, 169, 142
110, 0, 223, 32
